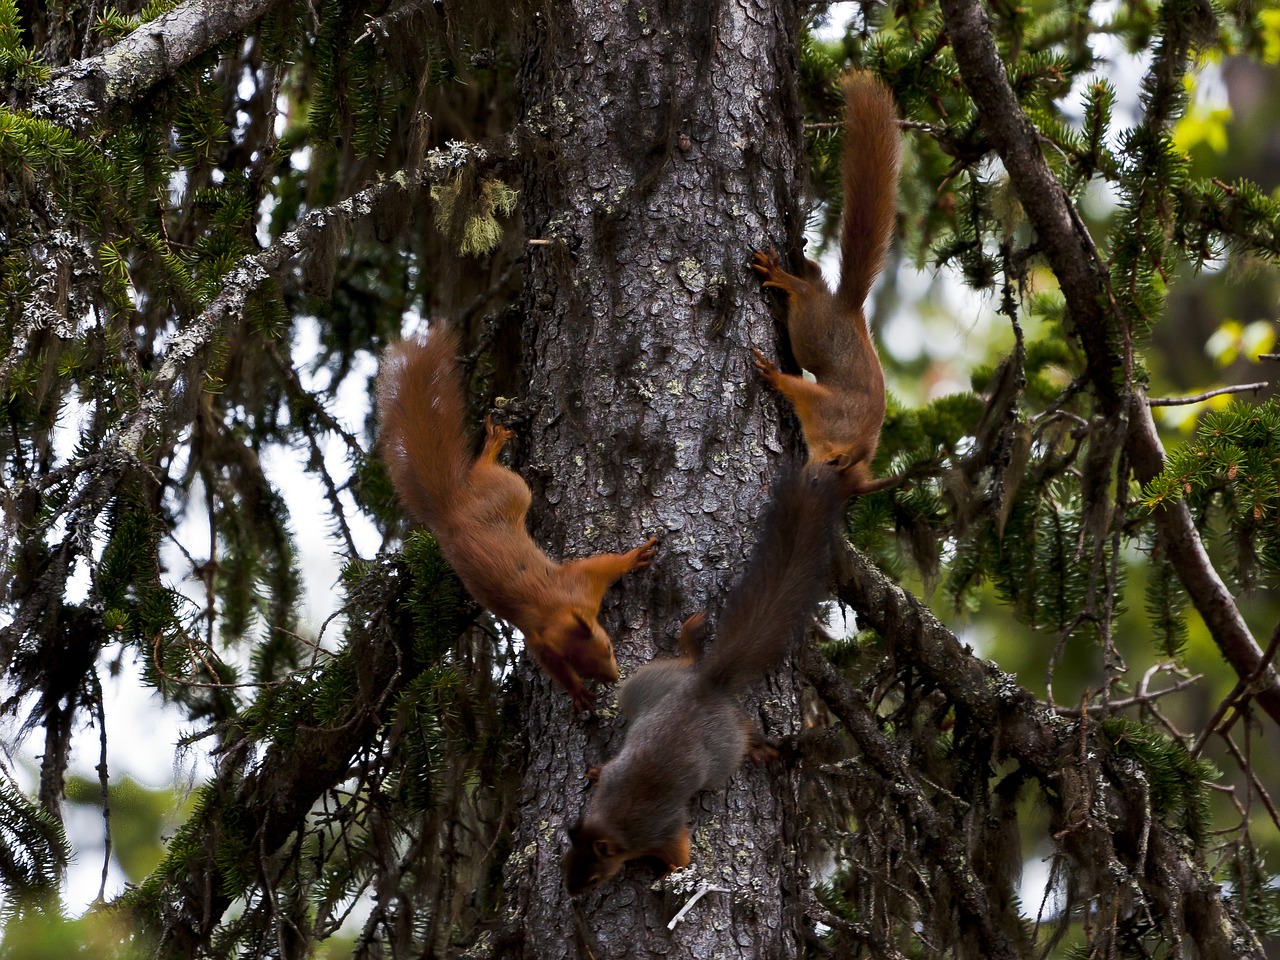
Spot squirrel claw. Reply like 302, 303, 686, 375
747, 740, 780, 767
753, 247, 804, 296
751, 348, 778, 377
631, 536, 659, 568
751, 247, 782, 275
484, 415, 513, 444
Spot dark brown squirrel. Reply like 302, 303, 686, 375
377, 326, 658, 713
562, 465, 843, 894
752, 71, 901, 496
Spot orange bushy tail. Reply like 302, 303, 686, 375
376, 327, 470, 533
837, 72, 902, 312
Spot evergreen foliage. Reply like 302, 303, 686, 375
0, 0, 1278, 957
1144, 400, 1280, 578
0, 779, 68, 900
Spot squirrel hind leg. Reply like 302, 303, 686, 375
479, 415, 514, 463
676, 611, 709, 659
647, 823, 692, 873
744, 718, 780, 767
751, 248, 813, 300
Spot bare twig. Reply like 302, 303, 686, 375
1192, 621, 1280, 758
1218, 734, 1280, 834
1148, 382, 1270, 406
91, 672, 111, 905
355, 0, 437, 44
1049, 671, 1203, 716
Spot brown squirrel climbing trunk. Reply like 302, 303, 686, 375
506, 2, 814, 957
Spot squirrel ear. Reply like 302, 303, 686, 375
681, 611, 706, 632
570, 612, 595, 639
593, 837, 622, 860
678, 611, 708, 647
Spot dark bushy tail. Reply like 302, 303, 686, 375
837, 71, 901, 312
376, 326, 471, 532
698, 466, 843, 696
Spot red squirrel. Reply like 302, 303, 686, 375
377, 327, 658, 712
562, 465, 842, 894
752, 71, 901, 496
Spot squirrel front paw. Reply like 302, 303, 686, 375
750, 247, 783, 280
629, 536, 659, 570
751, 347, 783, 386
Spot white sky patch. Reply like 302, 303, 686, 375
21, 311, 387, 914
810, 3, 860, 42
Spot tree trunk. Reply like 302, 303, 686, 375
508, 2, 811, 956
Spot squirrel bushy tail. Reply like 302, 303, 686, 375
377, 327, 470, 532
837, 71, 902, 312
697, 465, 843, 696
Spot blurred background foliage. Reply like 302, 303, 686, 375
0, 0, 1279, 956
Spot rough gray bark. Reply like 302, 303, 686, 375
507, 2, 812, 956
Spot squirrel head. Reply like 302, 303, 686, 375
562, 819, 626, 895
546, 609, 619, 684
810, 443, 855, 471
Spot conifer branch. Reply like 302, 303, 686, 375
1048, 670, 1204, 715
937, 0, 1124, 407
119, 140, 502, 465
137, 559, 475, 955
1191, 621, 1280, 759
1178, 180, 1280, 263
938, 0, 1280, 730
833, 545, 1266, 960
29, 0, 286, 134
799, 638, 1021, 960
1129, 374, 1280, 726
